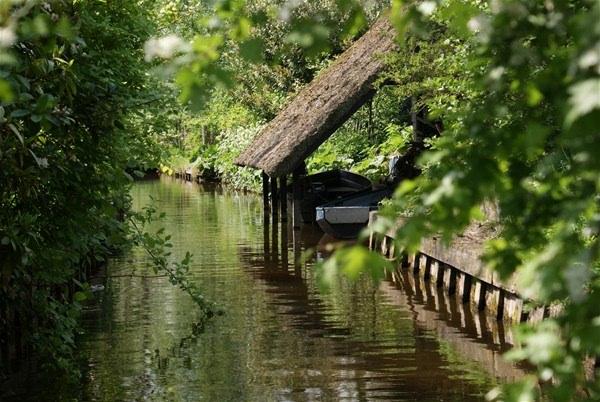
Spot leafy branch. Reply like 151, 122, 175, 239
128, 202, 220, 321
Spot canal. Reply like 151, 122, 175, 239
7, 178, 522, 401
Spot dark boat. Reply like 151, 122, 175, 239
299, 170, 372, 223
315, 187, 393, 239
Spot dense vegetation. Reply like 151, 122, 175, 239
0, 0, 207, 376
1, 0, 151, 373
155, 0, 393, 190
1, 0, 599, 401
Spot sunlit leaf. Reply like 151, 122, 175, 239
239, 38, 264, 62
566, 79, 600, 126
0, 78, 13, 102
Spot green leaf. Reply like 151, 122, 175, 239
526, 84, 543, 106
55, 17, 75, 40
286, 21, 331, 57
438, 1, 480, 38
15, 75, 30, 90
239, 38, 264, 62
10, 109, 30, 118
74, 291, 88, 302
8, 124, 23, 145
341, 8, 367, 39
566, 79, 600, 127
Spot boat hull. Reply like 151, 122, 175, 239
298, 170, 372, 223
316, 206, 374, 239
315, 188, 393, 239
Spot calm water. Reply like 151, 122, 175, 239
5, 178, 521, 401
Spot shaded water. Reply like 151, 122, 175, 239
5, 178, 522, 401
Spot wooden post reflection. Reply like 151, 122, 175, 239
271, 216, 278, 264
263, 172, 270, 259
292, 224, 302, 275
263, 219, 270, 260
281, 222, 288, 268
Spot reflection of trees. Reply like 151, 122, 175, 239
234, 220, 507, 400
70, 180, 518, 402
77, 179, 269, 401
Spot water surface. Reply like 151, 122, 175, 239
7, 178, 518, 401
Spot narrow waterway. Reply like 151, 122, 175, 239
8, 178, 523, 401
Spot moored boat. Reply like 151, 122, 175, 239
298, 170, 372, 223
315, 187, 393, 239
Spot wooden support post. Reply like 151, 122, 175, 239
422, 255, 432, 279
443, 266, 457, 295
262, 172, 270, 214
381, 236, 389, 256
292, 170, 302, 229
502, 293, 523, 323
526, 306, 546, 324
263, 220, 270, 258
429, 258, 440, 281
400, 251, 409, 267
485, 286, 503, 320
472, 280, 487, 311
404, 253, 415, 269
262, 172, 270, 260
413, 252, 421, 273
271, 176, 279, 224
388, 239, 396, 260
435, 262, 445, 288
280, 176, 288, 222
457, 272, 472, 304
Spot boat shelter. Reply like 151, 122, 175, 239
235, 16, 397, 226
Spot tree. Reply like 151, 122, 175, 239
0, 0, 197, 375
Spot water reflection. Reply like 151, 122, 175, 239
243, 217, 523, 402
3, 178, 523, 401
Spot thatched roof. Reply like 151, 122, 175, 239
235, 16, 397, 177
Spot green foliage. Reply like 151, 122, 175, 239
2, 0, 598, 399
376, 0, 600, 400
151, 0, 385, 112
307, 89, 413, 180
306, 121, 412, 182
306, 141, 355, 173
212, 124, 264, 190
0, 0, 188, 375
353, 123, 412, 181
